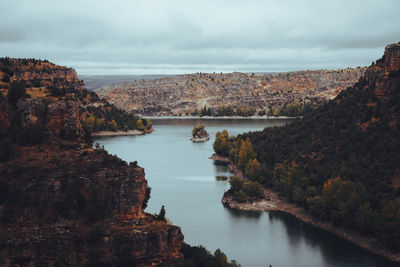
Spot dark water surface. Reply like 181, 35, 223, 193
95, 119, 398, 267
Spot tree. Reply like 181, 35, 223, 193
229, 176, 243, 192
85, 115, 96, 132
146, 119, 152, 129
285, 101, 301, 116
109, 119, 118, 131
158, 205, 166, 221
243, 181, 264, 199
213, 129, 230, 156
238, 138, 255, 170
214, 248, 228, 266
245, 158, 261, 181
7, 81, 26, 106
136, 119, 145, 130
192, 125, 205, 137
272, 108, 280, 117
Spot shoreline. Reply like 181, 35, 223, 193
144, 115, 297, 120
91, 129, 153, 137
210, 154, 400, 263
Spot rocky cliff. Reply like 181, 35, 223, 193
0, 58, 152, 136
0, 59, 183, 266
95, 68, 366, 116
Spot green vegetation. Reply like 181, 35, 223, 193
47, 85, 66, 97
213, 130, 265, 202
228, 176, 264, 202
198, 105, 256, 117
213, 54, 400, 250
181, 242, 241, 267
192, 125, 205, 137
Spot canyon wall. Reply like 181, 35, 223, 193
95, 68, 366, 116
0, 58, 183, 266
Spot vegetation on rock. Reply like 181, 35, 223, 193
181, 242, 241, 267
192, 125, 205, 137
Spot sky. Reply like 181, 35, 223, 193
1, 0, 399, 75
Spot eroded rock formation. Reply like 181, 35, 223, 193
0, 59, 183, 266
95, 68, 366, 116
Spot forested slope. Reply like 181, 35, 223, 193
218, 43, 400, 249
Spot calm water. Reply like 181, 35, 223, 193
95, 119, 398, 267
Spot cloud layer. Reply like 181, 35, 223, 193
1, 0, 399, 74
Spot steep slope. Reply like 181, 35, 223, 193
0, 59, 183, 266
220, 43, 400, 251
95, 68, 366, 116
0, 58, 152, 138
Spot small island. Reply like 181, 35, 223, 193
191, 125, 210, 142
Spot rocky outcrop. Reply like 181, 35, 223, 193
0, 58, 84, 90
0, 58, 152, 136
0, 59, 183, 266
384, 43, 400, 74
0, 143, 184, 266
95, 68, 366, 116
191, 128, 209, 142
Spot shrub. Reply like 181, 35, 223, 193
243, 181, 264, 199
229, 176, 243, 192
192, 125, 205, 137
47, 85, 66, 97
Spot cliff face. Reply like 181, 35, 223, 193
95, 68, 366, 116
0, 59, 183, 266
0, 58, 84, 90
0, 58, 152, 136
1, 144, 183, 266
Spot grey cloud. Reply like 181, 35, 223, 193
0, 0, 399, 74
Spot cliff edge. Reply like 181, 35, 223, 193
0, 58, 183, 266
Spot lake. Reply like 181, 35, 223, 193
94, 119, 398, 267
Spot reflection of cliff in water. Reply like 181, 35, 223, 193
268, 211, 399, 267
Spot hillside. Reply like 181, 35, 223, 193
0, 59, 183, 266
0, 57, 152, 138
95, 68, 366, 116
215, 43, 400, 253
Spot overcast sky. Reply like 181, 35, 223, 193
1, 0, 399, 75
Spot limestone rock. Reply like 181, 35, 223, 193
95, 68, 367, 116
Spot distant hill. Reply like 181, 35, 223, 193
80, 74, 170, 91
94, 68, 366, 116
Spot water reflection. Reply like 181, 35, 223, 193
95, 119, 400, 267
268, 211, 399, 267
216, 176, 228, 181
226, 208, 263, 219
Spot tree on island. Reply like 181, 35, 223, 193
192, 125, 205, 137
